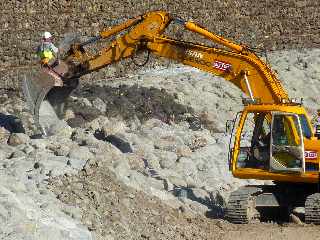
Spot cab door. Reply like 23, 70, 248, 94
270, 112, 305, 173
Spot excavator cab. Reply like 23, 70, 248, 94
229, 104, 309, 181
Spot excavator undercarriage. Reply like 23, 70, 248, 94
226, 183, 320, 224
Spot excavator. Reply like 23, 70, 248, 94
23, 10, 320, 224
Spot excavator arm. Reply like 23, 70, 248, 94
66, 11, 288, 104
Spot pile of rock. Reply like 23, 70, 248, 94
0, 48, 320, 238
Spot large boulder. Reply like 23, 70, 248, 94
7, 133, 30, 146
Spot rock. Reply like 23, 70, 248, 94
54, 145, 71, 156
84, 116, 110, 131
102, 118, 128, 135
23, 145, 34, 154
293, 206, 305, 215
127, 115, 141, 131
103, 235, 115, 240
78, 97, 92, 107
186, 116, 202, 131
142, 153, 161, 170
154, 139, 177, 152
62, 205, 82, 220
0, 127, 10, 144
187, 135, 208, 151
142, 119, 167, 129
289, 213, 303, 225
176, 146, 192, 158
163, 179, 174, 191
39, 156, 70, 176
7, 133, 30, 146
68, 158, 88, 170
94, 142, 123, 158
185, 198, 211, 215
198, 110, 225, 133
190, 188, 211, 205
185, 176, 198, 188
113, 159, 131, 178
0, 170, 93, 240
30, 139, 48, 150
64, 109, 76, 121
126, 154, 145, 171
196, 162, 207, 171
48, 120, 74, 139
71, 128, 101, 147
69, 146, 94, 161
0, 145, 14, 160
0, 151, 6, 161
167, 176, 187, 188
129, 135, 155, 155
10, 150, 26, 158
92, 97, 107, 112
292, 206, 305, 221
157, 150, 178, 169
126, 171, 166, 195
175, 157, 197, 176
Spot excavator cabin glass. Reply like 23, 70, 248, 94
231, 110, 305, 175
235, 112, 270, 170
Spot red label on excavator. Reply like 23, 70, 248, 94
213, 60, 232, 72
305, 150, 317, 160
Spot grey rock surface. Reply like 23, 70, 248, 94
8, 133, 30, 146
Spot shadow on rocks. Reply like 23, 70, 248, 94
94, 129, 133, 153
68, 84, 195, 125
0, 113, 25, 133
173, 186, 225, 219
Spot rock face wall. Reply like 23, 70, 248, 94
0, 0, 319, 89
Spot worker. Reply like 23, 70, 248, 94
314, 109, 320, 139
36, 31, 59, 66
36, 31, 62, 86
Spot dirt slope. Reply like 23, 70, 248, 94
49, 158, 320, 240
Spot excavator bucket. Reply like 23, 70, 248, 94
22, 33, 82, 136
22, 62, 77, 136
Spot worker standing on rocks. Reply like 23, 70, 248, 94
36, 31, 63, 86
37, 31, 59, 65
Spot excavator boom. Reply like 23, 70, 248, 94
65, 11, 288, 104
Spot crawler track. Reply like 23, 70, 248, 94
305, 193, 320, 224
226, 186, 261, 224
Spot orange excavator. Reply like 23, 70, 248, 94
23, 10, 320, 224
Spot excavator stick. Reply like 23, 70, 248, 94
22, 61, 78, 136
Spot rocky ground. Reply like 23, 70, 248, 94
0, 48, 320, 239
